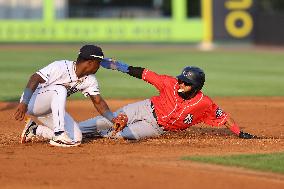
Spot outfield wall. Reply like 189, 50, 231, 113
212, 0, 255, 41
0, 0, 203, 43
0, 0, 258, 44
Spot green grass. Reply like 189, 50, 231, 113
1, 44, 284, 101
182, 152, 284, 174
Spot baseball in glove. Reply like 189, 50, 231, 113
112, 113, 128, 135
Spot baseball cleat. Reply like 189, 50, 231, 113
20, 117, 38, 144
49, 132, 80, 147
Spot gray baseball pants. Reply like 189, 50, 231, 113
79, 99, 165, 140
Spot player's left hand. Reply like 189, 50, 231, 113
239, 131, 258, 139
14, 102, 28, 121
112, 113, 128, 134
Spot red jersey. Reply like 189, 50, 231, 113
142, 69, 228, 131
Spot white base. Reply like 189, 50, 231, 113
198, 42, 215, 51
49, 140, 81, 147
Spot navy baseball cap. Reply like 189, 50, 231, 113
78, 45, 104, 60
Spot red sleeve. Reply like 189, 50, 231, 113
142, 69, 169, 91
203, 102, 228, 127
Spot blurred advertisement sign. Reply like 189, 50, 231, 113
0, 0, 203, 43
213, 0, 255, 41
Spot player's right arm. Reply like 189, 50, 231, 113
15, 61, 64, 121
100, 58, 166, 90
14, 73, 46, 121
224, 116, 257, 139
202, 98, 257, 139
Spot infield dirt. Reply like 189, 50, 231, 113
1, 97, 284, 189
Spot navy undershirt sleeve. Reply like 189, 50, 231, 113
127, 66, 145, 79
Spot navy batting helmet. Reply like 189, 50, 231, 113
176, 66, 205, 91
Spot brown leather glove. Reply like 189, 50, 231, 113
112, 113, 128, 134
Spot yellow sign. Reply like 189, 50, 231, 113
225, 0, 253, 38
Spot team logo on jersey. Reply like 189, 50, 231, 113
216, 108, 223, 118
66, 80, 83, 97
67, 87, 80, 97
184, 114, 193, 124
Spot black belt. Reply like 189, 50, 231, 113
151, 101, 158, 121
151, 101, 167, 131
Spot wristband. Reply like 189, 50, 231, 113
102, 110, 115, 122
21, 88, 33, 105
230, 123, 241, 135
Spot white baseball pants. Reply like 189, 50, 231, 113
23, 85, 82, 142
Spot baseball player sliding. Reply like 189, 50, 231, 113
14, 45, 126, 147
79, 59, 257, 140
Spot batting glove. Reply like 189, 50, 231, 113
101, 58, 129, 73
239, 131, 258, 139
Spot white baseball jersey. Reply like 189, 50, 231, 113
36, 60, 100, 97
